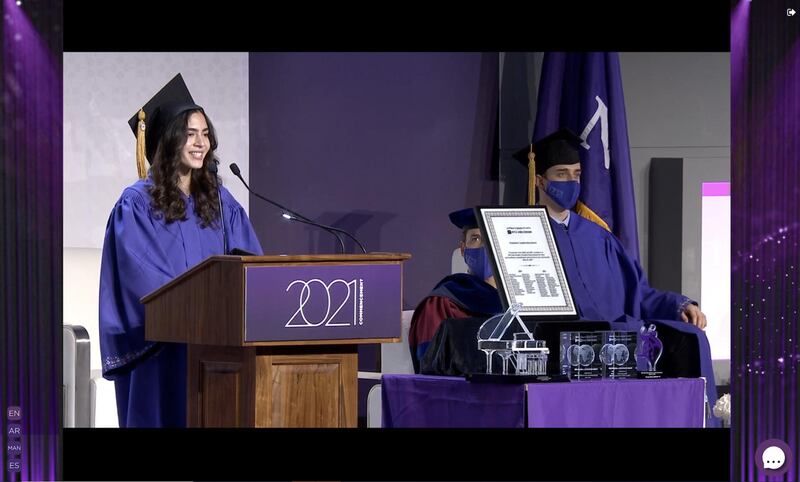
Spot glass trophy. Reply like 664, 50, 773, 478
513, 334, 549, 375
559, 331, 603, 380
477, 303, 518, 374
476, 303, 549, 377
599, 331, 637, 379
636, 323, 664, 379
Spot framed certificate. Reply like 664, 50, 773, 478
475, 206, 578, 320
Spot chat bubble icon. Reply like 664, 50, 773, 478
763, 445, 786, 470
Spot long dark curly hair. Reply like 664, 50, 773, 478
148, 109, 221, 228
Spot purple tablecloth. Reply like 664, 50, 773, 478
381, 374, 525, 428
526, 378, 706, 428
381, 374, 706, 428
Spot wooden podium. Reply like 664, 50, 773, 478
141, 253, 410, 428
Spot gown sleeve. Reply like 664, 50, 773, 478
98, 189, 176, 379
612, 236, 691, 321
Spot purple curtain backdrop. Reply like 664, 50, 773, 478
248, 53, 499, 310
732, 0, 800, 480
1, 0, 63, 480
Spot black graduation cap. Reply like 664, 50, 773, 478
513, 128, 582, 204
512, 127, 583, 175
449, 208, 478, 230
128, 73, 203, 178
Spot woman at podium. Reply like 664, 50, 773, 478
98, 74, 263, 427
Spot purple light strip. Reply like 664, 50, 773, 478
732, 0, 800, 479
2, 0, 61, 479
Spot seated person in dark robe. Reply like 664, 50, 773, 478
407, 208, 503, 373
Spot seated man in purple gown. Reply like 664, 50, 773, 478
517, 128, 716, 419
418, 128, 718, 424
521, 129, 708, 329
98, 74, 263, 428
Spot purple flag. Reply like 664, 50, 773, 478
533, 52, 640, 262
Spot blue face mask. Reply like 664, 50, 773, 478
464, 247, 494, 281
545, 180, 581, 210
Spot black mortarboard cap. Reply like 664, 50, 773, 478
512, 127, 583, 175
449, 208, 478, 230
128, 73, 203, 172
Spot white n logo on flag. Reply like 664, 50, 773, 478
579, 96, 610, 170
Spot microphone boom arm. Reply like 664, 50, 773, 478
285, 216, 346, 254
230, 164, 362, 254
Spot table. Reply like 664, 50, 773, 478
381, 374, 706, 428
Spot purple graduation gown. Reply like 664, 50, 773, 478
550, 213, 689, 322
98, 178, 263, 427
552, 213, 718, 426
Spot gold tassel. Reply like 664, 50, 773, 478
527, 146, 536, 205
135, 109, 147, 180
575, 200, 611, 232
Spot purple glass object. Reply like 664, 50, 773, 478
638, 324, 663, 371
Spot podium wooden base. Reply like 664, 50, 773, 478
143, 254, 409, 428
187, 344, 357, 427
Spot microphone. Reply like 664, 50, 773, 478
208, 158, 228, 254
229, 163, 366, 254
